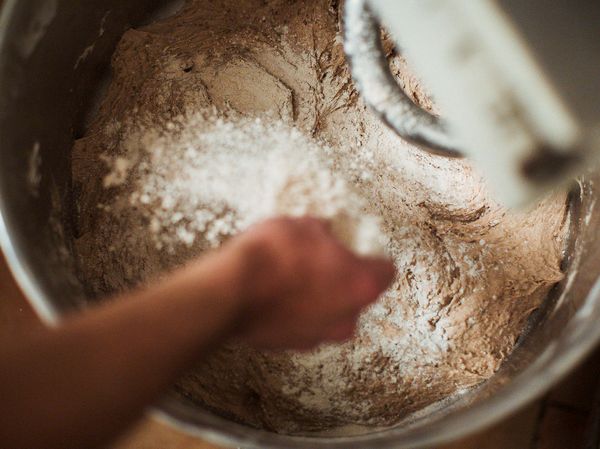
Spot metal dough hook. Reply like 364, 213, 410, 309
342, 0, 593, 209
343, 0, 462, 158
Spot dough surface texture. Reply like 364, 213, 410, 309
72, 0, 569, 434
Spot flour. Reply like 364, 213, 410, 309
72, 0, 570, 435
104, 114, 385, 255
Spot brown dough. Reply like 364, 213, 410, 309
72, 0, 569, 435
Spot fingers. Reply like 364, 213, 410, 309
233, 215, 397, 351
293, 216, 332, 233
346, 257, 396, 307
359, 257, 396, 291
327, 319, 359, 343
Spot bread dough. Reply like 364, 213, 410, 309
72, 0, 569, 435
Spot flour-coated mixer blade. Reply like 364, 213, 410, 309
344, 0, 600, 207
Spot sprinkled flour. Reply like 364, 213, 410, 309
103, 114, 385, 255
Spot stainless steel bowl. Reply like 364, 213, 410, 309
1, 2, 600, 448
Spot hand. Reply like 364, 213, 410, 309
221, 217, 396, 350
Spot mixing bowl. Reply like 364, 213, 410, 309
1, 1, 600, 448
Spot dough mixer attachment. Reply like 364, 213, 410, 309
343, 0, 461, 158
343, 0, 599, 207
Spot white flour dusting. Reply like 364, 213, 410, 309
104, 114, 385, 255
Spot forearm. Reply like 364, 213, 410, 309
0, 250, 243, 449
0, 217, 395, 449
